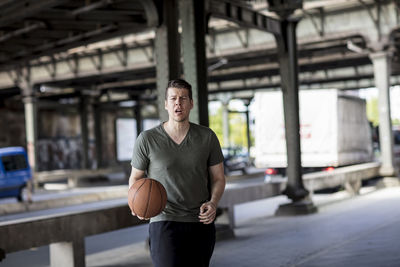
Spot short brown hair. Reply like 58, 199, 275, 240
165, 79, 192, 100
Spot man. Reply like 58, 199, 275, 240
129, 79, 226, 267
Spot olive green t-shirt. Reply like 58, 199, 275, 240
131, 122, 224, 223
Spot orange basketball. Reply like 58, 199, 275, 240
128, 178, 167, 218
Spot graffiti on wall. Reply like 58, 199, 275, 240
37, 137, 95, 171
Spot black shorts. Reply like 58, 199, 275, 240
149, 221, 216, 267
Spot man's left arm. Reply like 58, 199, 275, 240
199, 162, 226, 224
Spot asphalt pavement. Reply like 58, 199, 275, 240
85, 185, 400, 267
1, 170, 400, 267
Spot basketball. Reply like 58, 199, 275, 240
128, 178, 167, 218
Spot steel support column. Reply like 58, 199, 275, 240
370, 51, 396, 176
93, 101, 102, 168
274, 19, 317, 215
180, 0, 209, 126
244, 99, 252, 154
79, 95, 89, 169
133, 99, 142, 135
154, 0, 180, 123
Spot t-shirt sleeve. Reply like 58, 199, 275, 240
208, 131, 224, 166
131, 133, 149, 171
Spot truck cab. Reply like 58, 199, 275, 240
0, 147, 32, 202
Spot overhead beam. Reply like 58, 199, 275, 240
208, 0, 281, 35
0, 0, 67, 27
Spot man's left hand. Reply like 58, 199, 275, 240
199, 201, 217, 224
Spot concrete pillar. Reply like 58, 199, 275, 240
155, 0, 180, 123
370, 51, 396, 176
180, 0, 209, 126
273, 19, 317, 215
79, 95, 89, 169
50, 238, 85, 267
23, 96, 38, 173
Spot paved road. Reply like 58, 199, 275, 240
2, 224, 150, 267
2, 182, 395, 267
86, 186, 400, 267
0, 170, 394, 267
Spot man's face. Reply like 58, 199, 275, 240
165, 87, 193, 122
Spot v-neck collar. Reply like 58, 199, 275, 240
161, 122, 191, 146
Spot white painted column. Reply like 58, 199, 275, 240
23, 96, 38, 172
370, 51, 396, 176
219, 93, 231, 148
50, 239, 85, 267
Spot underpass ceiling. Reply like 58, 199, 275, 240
0, 0, 151, 70
0, 0, 399, 101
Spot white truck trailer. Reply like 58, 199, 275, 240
254, 89, 373, 173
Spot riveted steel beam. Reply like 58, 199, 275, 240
209, 0, 281, 35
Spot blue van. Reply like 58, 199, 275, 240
0, 147, 32, 201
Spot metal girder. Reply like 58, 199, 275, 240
0, 0, 398, 98
358, 0, 382, 40
43, 57, 57, 78
208, 0, 281, 35
0, 34, 372, 92
0, 0, 67, 27
70, 0, 115, 16
114, 44, 128, 67
0, 0, 152, 70
89, 49, 103, 71
303, 8, 325, 37
181, 0, 209, 126
139, 0, 159, 27
154, 0, 180, 123
0, 22, 46, 44
207, 73, 379, 94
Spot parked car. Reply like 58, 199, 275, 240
0, 147, 32, 201
222, 147, 250, 174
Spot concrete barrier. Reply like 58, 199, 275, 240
303, 162, 381, 194
218, 162, 381, 227
0, 203, 146, 267
35, 167, 124, 187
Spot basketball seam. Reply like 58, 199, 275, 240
131, 179, 147, 216
144, 179, 152, 218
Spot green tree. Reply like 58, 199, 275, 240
229, 112, 247, 148
209, 106, 224, 147
209, 105, 252, 150
366, 97, 379, 127
366, 97, 400, 126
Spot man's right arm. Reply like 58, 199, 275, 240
128, 166, 146, 188
128, 166, 147, 219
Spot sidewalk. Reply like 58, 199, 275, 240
86, 185, 400, 267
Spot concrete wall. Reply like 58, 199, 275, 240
0, 98, 134, 171
0, 99, 26, 148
